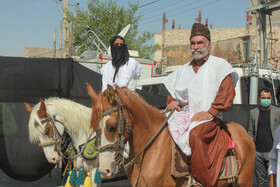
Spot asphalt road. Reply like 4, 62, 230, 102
0, 168, 132, 187
0, 168, 258, 187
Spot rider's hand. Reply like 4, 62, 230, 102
191, 111, 213, 122
166, 101, 181, 112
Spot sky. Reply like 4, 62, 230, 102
0, 0, 250, 57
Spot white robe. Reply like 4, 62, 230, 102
269, 126, 280, 187
101, 58, 143, 92
164, 55, 238, 156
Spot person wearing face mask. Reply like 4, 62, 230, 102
248, 88, 280, 187
100, 35, 143, 92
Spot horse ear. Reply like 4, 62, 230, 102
106, 84, 115, 105
24, 102, 32, 113
38, 98, 47, 118
86, 82, 98, 105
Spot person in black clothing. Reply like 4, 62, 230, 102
248, 88, 280, 186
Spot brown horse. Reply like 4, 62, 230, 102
88, 85, 256, 187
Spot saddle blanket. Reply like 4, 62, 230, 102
171, 140, 239, 183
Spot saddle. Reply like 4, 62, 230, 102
171, 139, 189, 178
171, 139, 239, 183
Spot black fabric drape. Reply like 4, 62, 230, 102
0, 56, 101, 181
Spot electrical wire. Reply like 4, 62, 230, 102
139, 0, 221, 27
139, 0, 182, 13
54, 0, 64, 17
168, 0, 220, 18
139, 0, 160, 8
139, 0, 203, 23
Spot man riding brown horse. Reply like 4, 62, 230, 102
164, 22, 239, 187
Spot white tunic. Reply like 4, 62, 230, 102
101, 58, 143, 91
269, 126, 280, 187
164, 55, 238, 155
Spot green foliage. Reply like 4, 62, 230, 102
67, 0, 157, 59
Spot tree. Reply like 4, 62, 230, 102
67, 0, 159, 59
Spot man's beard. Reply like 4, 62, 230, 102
190, 46, 209, 60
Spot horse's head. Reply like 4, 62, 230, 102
89, 85, 132, 179
25, 99, 65, 164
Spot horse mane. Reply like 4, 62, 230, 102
115, 87, 164, 115
28, 97, 92, 143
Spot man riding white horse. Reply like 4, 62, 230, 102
164, 22, 238, 187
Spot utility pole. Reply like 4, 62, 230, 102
257, 4, 267, 68
195, 11, 202, 23
162, 12, 168, 67
172, 20, 175, 30
52, 0, 79, 58
68, 23, 73, 57
59, 21, 63, 58
63, 0, 69, 58
53, 28, 57, 58
246, 12, 252, 32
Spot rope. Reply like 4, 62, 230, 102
38, 139, 64, 147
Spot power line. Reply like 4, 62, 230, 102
168, 0, 221, 18
139, 0, 182, 14
138, 0, 221, 27
51, 0, 79, 8
139, 0, 204, 22
139, 0, 160, 8
54, 0, 64, 17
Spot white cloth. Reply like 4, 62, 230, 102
164, 55, 238, 156
101, 57, 143, 92
269, 126, 280, 187
167, 106, 212, 156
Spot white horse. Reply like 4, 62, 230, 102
25, 96, 100, 187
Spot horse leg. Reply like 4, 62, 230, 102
226, 122, 255, 187
235, 145, 255, 187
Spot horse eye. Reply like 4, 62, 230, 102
45, 128, 50, 135
35, 122, 39, 127
108, 124, 117, 133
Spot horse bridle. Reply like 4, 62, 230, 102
95, 95, 131, 169
38, 114, 68, 155
38, 113, 96, 161
96, 94, 175, 171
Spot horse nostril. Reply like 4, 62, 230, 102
52, 157, 56, 161
106, 169, 110, 174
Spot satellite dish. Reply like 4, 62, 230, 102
107, 24, 131, 55
118, 24, 130, 37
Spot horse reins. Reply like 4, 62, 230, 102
124, 109, 174, 171
96, 94, 175, 172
